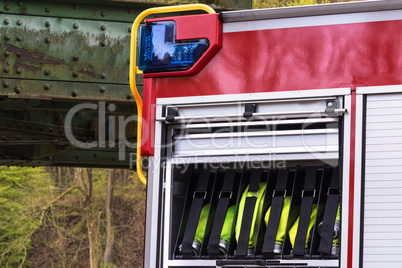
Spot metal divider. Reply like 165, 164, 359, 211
174, 169, 217, 259
205, 170, 242, 258
226, 169, 250, 258
173, 166, 340, 261
311, 166, 335, 257
282, 167, 321, 258
254, 170, 276, 256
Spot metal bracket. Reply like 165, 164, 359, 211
272, 189, 287, 198
325, 99, 338, 117
327, 187, 340, 196
243, 103, 256, 118
193, 191, 207, 199
219, 191, 233, 199
302, 189, 316, 198
166, 107, 178, 122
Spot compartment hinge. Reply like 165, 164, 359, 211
325, 100, 338, 117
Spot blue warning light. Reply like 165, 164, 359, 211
138, 22, 209, 73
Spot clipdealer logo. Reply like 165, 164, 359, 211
64, 101, 338, 167
64, 102, 138, 161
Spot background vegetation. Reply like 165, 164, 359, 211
0, 167, 145, 268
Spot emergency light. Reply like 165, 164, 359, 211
139, 22, 209, 73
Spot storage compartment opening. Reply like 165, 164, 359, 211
170, 163, 341, 263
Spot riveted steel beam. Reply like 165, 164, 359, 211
2, 0, 237, 22
2, 0, 167, 22
0, 133, 65, 145
0, 116, 95, 139
0, 78, 139, 101
0, 98, 136, 115
0, 147, 136, 168
1, 14, 133, 84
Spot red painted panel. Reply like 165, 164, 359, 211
154, 19, 402, 98
141, 78, 156, 156
143, 14, 222, 78
347, 90, 356, 268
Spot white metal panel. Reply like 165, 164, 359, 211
223, 9, 402, 33
156, 88, 351, 105
173, 131, 338, 158
363, 92, 402, 268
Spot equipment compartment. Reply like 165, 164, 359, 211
170, 165, 341, 264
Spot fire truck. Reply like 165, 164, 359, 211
129, 1, 402, 267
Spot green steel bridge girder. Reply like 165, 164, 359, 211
0, 0, 155, 168
0, 0, 249, 168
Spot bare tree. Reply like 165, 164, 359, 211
76, 168, 99, 268
103, 169, 116, 264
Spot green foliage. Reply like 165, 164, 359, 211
253, 0, 318, 8
252, 0, 362, 9
0, 167, 52, 268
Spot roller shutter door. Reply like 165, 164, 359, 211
363, 93, 402, 267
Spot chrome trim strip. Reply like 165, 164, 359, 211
173, 145, 339, 158
175, 117, 339, 129
174, 128, 339, 140
156, 88, 351, 105
157, 109, 346, 122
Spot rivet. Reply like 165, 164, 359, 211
100, 25, 106, 31
4, 35, 10, 41
4, 19, 10, 25
128, 8, 133, 14
99, 86, 106, 93
16, 20, 22, 26
5, 5, 10, 10
101, 11, 106, 17
17, 1, 23, 6
4, 67, 10, 73
72, 55, 79, 61
16, 36, 22, 41
128, 26, 132, 33
73, 23, 79, 29
44, 84, 50, 90
45, 37, 51, 44
49, 127, 53, 133
14, 87, 21, 94
127, 94, 133, 100
16, 52, 21, 57
72, 91, 77, 97
73, 4, 78, 10
45, 21, 51, 27
45, 7, 50, 13
44, 70, 51, 76
3, 82, 9, 88
73, 71, 79, 77
16, 68, 22, 74
4, 51, 10, 57
100, 41, 106, 47
100, 73, 106, 79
